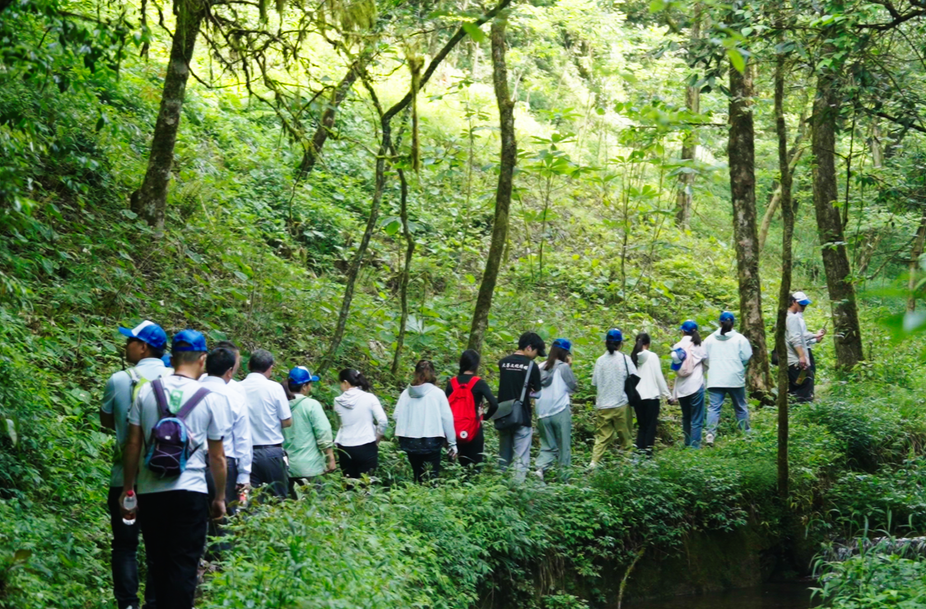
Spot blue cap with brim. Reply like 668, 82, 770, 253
719, 311, 735, 323
792, 291, 812, 306
670, 347, 687, 371
118, 320, 168, 350
172, 329, 208, 352
606, 328, 623, 343
288, 366, 320, 385
552, 338, 572, 353
680, 320, 699, 333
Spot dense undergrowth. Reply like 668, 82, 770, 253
2, 5, 926, 609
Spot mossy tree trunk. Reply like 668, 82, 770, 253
729, 60, 772, 401
467, 13, 516, 354
134, 0, 207, 231
812, 69, 864, 371
297, 62, 361, 178
675, 2, 701, 229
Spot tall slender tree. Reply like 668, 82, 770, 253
728, 58, 772, 400
467, 12, 516, 354
675, 2, 702, 229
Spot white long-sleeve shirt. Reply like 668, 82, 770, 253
334, 387, 388, 447
635, 351, 670, 401
393, 383, 456, 448
201, 375, 253, 485
671, 336, 707, 399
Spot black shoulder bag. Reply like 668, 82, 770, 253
494, 361, 533, 431
624, 354, 641, 406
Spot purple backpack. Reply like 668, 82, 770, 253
144, 378, 211, 479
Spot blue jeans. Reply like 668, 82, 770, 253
679, 386, 705, 449
706, 387, 750, 435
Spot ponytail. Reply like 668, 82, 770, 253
720, 320, 734, 335
631, 333, 650, 367
688, 330, 702, 346
339, 368, 372, 392
606, 339, 622, 355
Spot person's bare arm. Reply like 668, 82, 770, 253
207, 439, 227, 519
119, 424, 143, 518
280, 417, 293, 429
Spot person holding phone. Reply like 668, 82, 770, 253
786, 292, 827, 402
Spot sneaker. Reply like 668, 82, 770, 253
533, 468, 544, 480
705, 432, 715, 446
587, 461, 598, 470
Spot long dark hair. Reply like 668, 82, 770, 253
544, 345, 569, 370
606, 339, 623, 355
684, 328, 702, 346
339, 368, 372, 392
631, 333, 650, 366
720, 319, 734, 335
412, 360, 437, 386
459, 349, 480, 375
282, 381, 296, 401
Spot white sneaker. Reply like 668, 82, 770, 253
587, 461, 598, 470
705, 432, 715, 445
533, 469, 544, 480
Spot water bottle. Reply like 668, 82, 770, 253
122, 490, 137, 526
237, 488, 248, 509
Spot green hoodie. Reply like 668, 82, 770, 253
283, 396, 334, 478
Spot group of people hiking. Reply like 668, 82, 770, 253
100, 291, 825, 609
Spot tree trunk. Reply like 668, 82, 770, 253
728, 61, 772, 401
907, 207, 926, 312
390, 167, 415, 377
774, 53, 794, 498
675, 2, 702, 229
134, 0, 207, 230
758, 147, 805, 251
811, 70, 864, 371
297, 63, 360, 178
467, 14, 516, 354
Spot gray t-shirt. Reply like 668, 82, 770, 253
101, 358, 169, 487
592, 351, 638, 409
128, 375, 228, 495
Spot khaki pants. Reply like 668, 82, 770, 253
591, 405, 633, 463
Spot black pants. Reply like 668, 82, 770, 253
634, 398, 660, 453
138, 491, 209, 609
108, 487, 157, 609
288, 476, 319, 499
205, 457, 237, 561
457, 427, 485, 467
251, 445, 288, 499
337, 442, 378, 479
788, 350, 816, 402
407, 451, 442, 483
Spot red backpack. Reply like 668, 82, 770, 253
448, 376, 481, 443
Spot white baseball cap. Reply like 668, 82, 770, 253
792, 291, 812, 306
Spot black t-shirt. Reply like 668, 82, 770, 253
444, 374, 500, 420
497, 354, 542, 424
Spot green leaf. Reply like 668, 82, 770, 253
462, 22, 486, 43
649, 0, 665, 12
728, 48, 746, 73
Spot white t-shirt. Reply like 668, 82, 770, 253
101, 358, 170, 487
240, 372, 292, 446
128, 375, 228, 495
200, 376, 253, 485
592, 351, 638, 409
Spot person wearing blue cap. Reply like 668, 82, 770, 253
702, 312, 753, 445
590, 329, 638, 467
120, 329, 229, 609
283, 366, 336, 495
669, 320, 708, 449
535, 338, 577, 478
100, 320, 169, 609
786, 292, 827, 402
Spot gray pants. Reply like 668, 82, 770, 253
536, 408, 572, 472
498, 425, 532, 482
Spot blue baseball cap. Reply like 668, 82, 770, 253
606, 328, 623, 343
171, 329, 208, 352
792, 291, 812, 306
680, 320, 699, 333
552, 338, 572, 352
288, 366, 320, 385
719, 311, 735, 323
670, 347, 687, 371
118, 320, 168, 350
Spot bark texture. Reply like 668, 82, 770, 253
391, 167, 415, 377
811, 71, 864, 370
297, 64, 359, 178
907, 207, 926, 312
467, 14, 516, 354
774, 55, 794, 498
134, 0, 207, 230
728, 61, 772, 400
675, 3, 702, 229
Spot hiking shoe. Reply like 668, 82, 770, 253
705, 432, 715, 446
533, 468, 544, 481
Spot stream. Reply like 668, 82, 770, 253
627, 582, 820, 609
